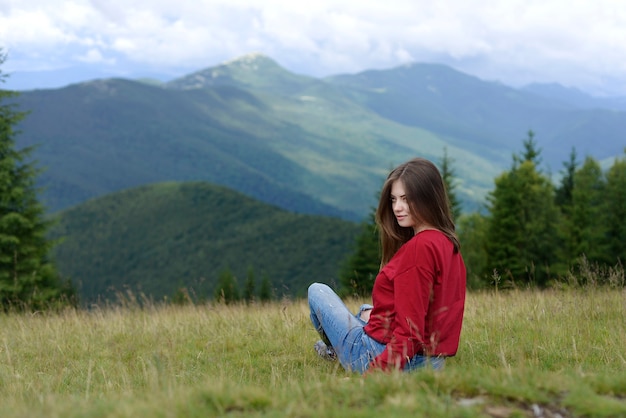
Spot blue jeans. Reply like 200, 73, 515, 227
308, 282, 445, 374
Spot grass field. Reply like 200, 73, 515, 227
1, 286, 625, 417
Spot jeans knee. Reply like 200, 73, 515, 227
308, 282, 328, 298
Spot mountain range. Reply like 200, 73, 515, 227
8, 53, 626, 303
13, 53, 626, 221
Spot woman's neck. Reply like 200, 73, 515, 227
413, 224, 437, 235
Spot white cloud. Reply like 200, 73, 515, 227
76, 48, 114, 64
1, 0, 626, 94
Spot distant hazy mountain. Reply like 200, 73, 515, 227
5, 65, 171, 92
522, 83, 626, 111
50, 181, 360, 303
325, 63, 626, 167
12, 53, 626, 220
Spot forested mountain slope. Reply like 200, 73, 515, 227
50, 181, 360, 304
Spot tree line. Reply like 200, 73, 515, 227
341, 132, 626, 294
462, 132, 626, 288
193, 266, 275, 305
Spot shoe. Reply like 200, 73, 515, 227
314, 340, 337, 361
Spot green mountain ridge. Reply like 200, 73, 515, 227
12, 53, 626, 221
50, 181, 360, 304
16, 77, 358, 219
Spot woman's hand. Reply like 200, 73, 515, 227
359, 308, 372, 322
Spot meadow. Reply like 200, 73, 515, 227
1, 285, 625, 417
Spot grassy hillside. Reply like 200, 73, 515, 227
50, 182, 360, 304
1, 287, 624, 417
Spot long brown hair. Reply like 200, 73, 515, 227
375, 158, 460, 266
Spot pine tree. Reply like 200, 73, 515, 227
0, 51, 76, 309
258, 273, 272, 302
338, 207, 380, 297
213, 268, 240, 304
563, 156, 609, 266
605, 152, 626, 264
170, 287, 192, 305
457, 212, 489, 288
519, 130, 542, 168
440, 147, 462, 221
243, 266, 255, 303
485, 151, 560, 286
555, 147, 578, 208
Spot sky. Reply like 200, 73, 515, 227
1, 0, 625, 96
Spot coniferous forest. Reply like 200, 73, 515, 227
459, 134, 626, 288
342, 133, 626, 294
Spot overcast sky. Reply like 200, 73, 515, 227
1, 0, 625, 95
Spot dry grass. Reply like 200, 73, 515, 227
0, 287, 625, 417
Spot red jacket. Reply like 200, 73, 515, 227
364, 229, 466, 371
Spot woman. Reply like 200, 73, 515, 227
308, 157, 466, 373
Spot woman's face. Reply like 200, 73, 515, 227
390, 180, 417, 232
